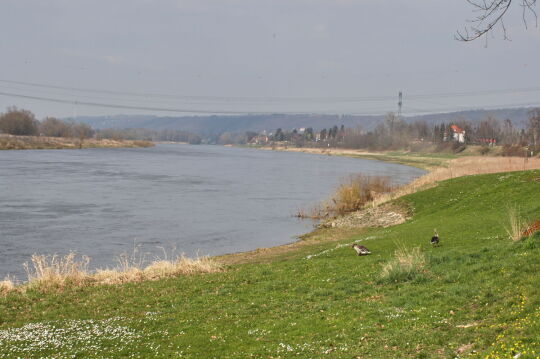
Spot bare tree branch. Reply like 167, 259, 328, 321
457, 0, 537, 41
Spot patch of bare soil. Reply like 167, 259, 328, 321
320, 203, 410, 229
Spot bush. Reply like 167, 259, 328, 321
501, 145, 526, 157
40, 117, 73, 137
0, 107, 39, 136
478, 146, 491, 155
330, 175, 394, 216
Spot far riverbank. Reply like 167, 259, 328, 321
0, 134, 154, 150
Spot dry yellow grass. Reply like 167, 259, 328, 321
505, 206, 529, 242
297, 175, 394, 218
0, 251, 222, 295
380, 245, 426, 282
23, 253, 91, 291
372, 156, 540, 207
0, 279, 15, 296
0, 134, 153, 150
93, 255, 223, 285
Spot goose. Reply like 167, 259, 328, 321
352, 243, 371, 256
431, 229, 440, 245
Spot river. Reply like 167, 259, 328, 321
0, 144, 425, 279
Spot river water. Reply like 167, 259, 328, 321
0, 144, 425, 279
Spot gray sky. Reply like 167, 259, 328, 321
0, 0, 539, 118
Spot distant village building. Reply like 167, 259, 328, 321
450, 125, 466, 143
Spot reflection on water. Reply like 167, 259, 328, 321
0, 144, 425, 279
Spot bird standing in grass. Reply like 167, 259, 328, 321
431, 229, 440, 246
352, 243, 371, 255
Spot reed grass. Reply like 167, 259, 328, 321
0, 279, 15, 296
23, 252, 91, 291
297, 175, 394, 219
0, 250, 222, 295
505, 206, 529, 242
379, 245, 426, 283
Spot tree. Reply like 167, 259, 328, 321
40, 117, 72, 137
305, 127, 314, 140
527, 108, 540, 148
474, 116, 501, 142
385, 112, 398, 134
457, 0, 537, 42
331, 125, 339, 139
0, 107, 39, 136
274, 128, 284, 141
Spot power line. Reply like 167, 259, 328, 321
402, 101, 540, 115
2, 78, 540, 104
0, 90, 392, 115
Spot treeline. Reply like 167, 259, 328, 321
226, 109, 540, 154
0, 107, 94, 139
0, 107, 201, 144
338, 110, 539, 152
96, 128, 202, 144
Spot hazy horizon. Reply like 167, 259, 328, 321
1, 0, 539, 119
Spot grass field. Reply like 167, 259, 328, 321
1, 170, 540, 358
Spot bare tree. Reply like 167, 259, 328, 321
457, 0, 537, 42
528, 108, 540, 148
0, 107, 39, 136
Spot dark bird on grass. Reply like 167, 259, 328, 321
431, 229, 440, 245
352, 243, 371, 256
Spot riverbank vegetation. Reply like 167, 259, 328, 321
1, 164, 539, 357
0, 134, 153, 150
96, 128, 202, 144
224, 109, 540, 160
3, 252, 221, 295
296, 175, 395, 219
0, 107, 154, 149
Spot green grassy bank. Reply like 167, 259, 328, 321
1, 170, 540, 358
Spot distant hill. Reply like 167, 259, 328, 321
75, 107, 534, 136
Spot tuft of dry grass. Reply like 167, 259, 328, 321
6, 250, 223, 293
379, 245, 426, 282
0, 278, 15, 296
23, 252, 91, 291
505, 206, 529, 242
93, 255, 222, 285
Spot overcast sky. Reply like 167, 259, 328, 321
0, 0, 539, 118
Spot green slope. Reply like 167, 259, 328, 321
1, 170, 539, 358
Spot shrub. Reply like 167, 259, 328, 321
478, 146, 491, 155
501, 145, 526, 157
329, 175, 394, 216
379, 245, 426, 283
0, 107, 39, 136
297, 175, 394, 219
